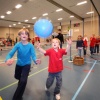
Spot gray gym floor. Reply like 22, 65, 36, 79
0, 43, 100, 100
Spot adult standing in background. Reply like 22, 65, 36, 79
55, 29, 64, 48
16, 36, 18, 43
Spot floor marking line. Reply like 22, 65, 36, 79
72, 60, 97, 100
0, 53, 76, 92
28, 67, 47, 78
0, 67, 47, 92
0, 81, 18, 92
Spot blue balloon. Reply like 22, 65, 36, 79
34, 19, 53, 38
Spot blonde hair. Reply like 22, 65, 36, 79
52, 38, 60, 44
18, 28, 30, 37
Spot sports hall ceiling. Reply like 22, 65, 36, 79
0, 0, 99, 29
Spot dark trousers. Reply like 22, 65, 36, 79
46, 71, 62, 95
12, 64, 31, 100
60, 42, 63, 48
83, 47, 87, 55
90, 47, 95, 55
94, 45, 99, 53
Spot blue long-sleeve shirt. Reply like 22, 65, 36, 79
5, 42, 37, 66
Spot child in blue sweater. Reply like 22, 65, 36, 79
5, 28, 40, 100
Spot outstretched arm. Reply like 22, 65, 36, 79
65, 38, 72, 53
5, 43, 18, 66
37, 43, 46, 54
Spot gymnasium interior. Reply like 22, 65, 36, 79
0, 0, 100, 100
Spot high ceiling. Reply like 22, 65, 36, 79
0, 0, 99, 29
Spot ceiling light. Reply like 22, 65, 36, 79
43, 13, 48, 16
9, 25, 12, 27
77, 1, 87, 6
25, 20, 28, 22
23, 26, 26, 28
70, 16, 74, 18
86, 11, 94, 14
18, 22, 21, 24
13, 24, 16, 26
28, 25, 30, 27
58, 18, 63, 20
32, 17, 37, 19
1, 15, 5, 18
6, 11, 12, 14
56, 9, 63, 12
15, 4, 22, 9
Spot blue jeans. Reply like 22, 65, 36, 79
78, 49, 83, 57
46, 71, 62, 95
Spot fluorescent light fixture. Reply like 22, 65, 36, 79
15, 4, 22, 9
25, 20, 28, 22
58, 18, 63, 20
13, 24, 16, 26
70, 16, 74, 18
1, 15, 5, 18
32, 17, 37, 19
86, 11, 94, 14
77, 1, 87, 6
56, 9, 63, 12
28, 25, 30, 27
9, 25, 12, 27
6, 11, 12, 14
43, 13, 48, 16
23, 26, 26, 28
18, 22, 21, 24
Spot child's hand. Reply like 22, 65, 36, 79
66, 38, 72, 45
6, 58, 14, 66
36, 59, 41, 64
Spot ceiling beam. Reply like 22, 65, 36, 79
47, 0, 84, 21
90, 0, 100, 16
0, 18, 34, 25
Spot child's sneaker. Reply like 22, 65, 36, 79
45, 86, 48, 91
55, 93, 60, 100
45, 86, 50, 97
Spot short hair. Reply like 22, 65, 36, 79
18, 28, 30, 37
52, 38, 60, 44
58, 29, 61, 31
77, 35, 82, 40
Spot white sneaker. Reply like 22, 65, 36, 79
56, 93, 60, 100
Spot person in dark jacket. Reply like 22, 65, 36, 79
55, 29, 64, 48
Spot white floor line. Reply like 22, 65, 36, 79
72, 60, 97, 100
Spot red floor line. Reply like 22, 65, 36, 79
0, 63, 6, 67
83, 69, 94, 72
64, 66, 72, 70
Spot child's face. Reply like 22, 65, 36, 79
52, 39, 59, 49
78, 36, 82, 40
20, 31, 28, 41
